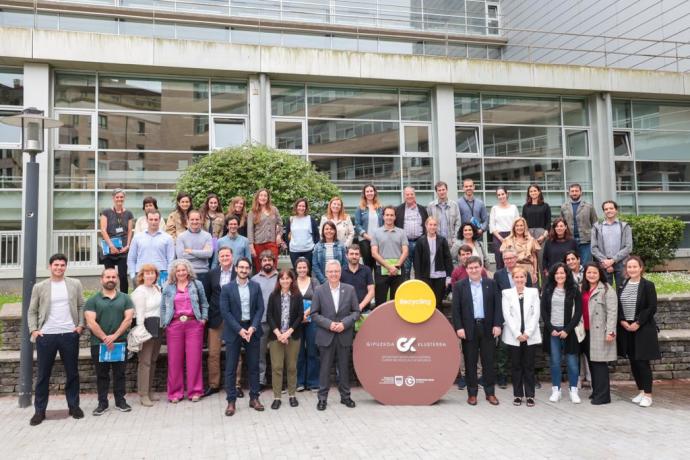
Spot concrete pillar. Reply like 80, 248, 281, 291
588, 93, 615, 208
433, 85, 457, 200
22, 63, 51, 275
248, 73, 271, 145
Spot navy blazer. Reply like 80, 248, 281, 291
207, 266, 237, 329
451, 277, 502, 342
493, 267, 533, 293
220, 280, 264, 344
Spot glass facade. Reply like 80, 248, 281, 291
52, 72, 248, 231
613, 99, 690, 246
455, 92, 591, 211
271, 84, 433, 193
0, 68, 24, 231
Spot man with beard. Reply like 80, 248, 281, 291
84, 268, 135, 416
251, 250, 278, 387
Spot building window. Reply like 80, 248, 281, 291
613, 132, 631, 157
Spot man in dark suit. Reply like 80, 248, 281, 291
452, 256, 502, 406
492, 247, 533, 389
395, 186, 429, 279
204, 246, 237, 397
220, 257, 265, 416
311, 259, 361, 411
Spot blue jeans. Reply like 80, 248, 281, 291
296, 321, 320, 389
404, 239, 417, 279
577, 242, 592, 264
604, 260, 625, 289
549, 333, 579, 389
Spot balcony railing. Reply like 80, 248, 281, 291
53, 230, 98, 266
0, 231, 21, 268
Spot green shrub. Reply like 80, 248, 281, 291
176, 144, 341, 218
621, 214, 685, 269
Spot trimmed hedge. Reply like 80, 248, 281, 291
622, 214, 685, 269
176, 144, 341, 218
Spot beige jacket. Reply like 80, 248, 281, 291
28, 277, 85, 342
165, 211, 187, 240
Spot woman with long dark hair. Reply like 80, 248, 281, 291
199, 193, 225, 239
541, 262, 582, 404
311, 221, 347, 284
247, 188, 283, 271
166, 192, 192, 241
489, 186, 519, 269
226, 196, 248, 237
285, 198, 320, 269
354, 184, 383, 271
581, 262, 617, 405
543, 218, 578, 277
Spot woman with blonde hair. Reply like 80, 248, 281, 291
160, 259, 208, 403
354, 184, 383, 271
500, 217, 540, 284
247, 188, 283, 271
320, 196, 354, 248
131, 264, 162, 407
226, 196, 247, 237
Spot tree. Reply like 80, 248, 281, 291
176, 144, 341, 218
622, 214, 685, 269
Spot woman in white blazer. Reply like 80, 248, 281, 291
502, 266, 542, 407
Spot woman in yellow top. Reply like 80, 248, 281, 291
500, 217, 541, 284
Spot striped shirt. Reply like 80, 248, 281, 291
550, 287, 566, 327
621, 281, 639, 321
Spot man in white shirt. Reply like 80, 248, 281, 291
311, 260, 360, 411
28, 254, 86, 426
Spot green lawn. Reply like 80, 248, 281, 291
646, 272, 690, 295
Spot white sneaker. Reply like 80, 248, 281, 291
632, 392, 644, 404
639, 396, 653, 407
549, 387, 562, 402
569, 387, 581, 404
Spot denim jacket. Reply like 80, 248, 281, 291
311, 241, 347, 284
160, 279, 209, 327
354, 206, 383, 237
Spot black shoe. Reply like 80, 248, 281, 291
115, 401, 132, 412
203, 387, 219, 398
317, 400, 327, 411
271, 399, 281, 410
92, 405, 108, 416
497, 376, 508, 389
456, 376, 467, 390
289, 397, 298, 407
69, 406, 84, 419
340, 398, 356, 408
30, 412, 45, 426
236, 387, 245, 398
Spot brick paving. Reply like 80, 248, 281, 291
2, 380, 690, 459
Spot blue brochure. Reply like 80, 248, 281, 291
99, 342, 126, 362
303, 299, 312, 322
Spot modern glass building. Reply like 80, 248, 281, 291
0, 0, 689, 277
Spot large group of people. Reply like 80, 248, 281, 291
26, 178, 656, 426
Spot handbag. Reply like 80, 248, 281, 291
573, 300, 585, 343
144, 316, 160, 339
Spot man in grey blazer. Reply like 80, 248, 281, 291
28, 253, 86, 426
311, 259, 360, 410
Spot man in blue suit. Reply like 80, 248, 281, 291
220, 257, 265, 416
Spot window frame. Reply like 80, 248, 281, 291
54, 109, 97, 151
210, 116, 248, 150
271, 117, 305, 155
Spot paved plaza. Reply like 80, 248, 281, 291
3, 380, 690, 459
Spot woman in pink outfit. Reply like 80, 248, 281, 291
160, 259, 209, 402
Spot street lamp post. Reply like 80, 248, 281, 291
1, 108, 62, 408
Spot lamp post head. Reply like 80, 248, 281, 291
0, 107, 62, 154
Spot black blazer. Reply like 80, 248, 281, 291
394, 203, 429, 236
494, 268, 533, 293
266, 290, 304, 342
207, 266, 237, 329
284, 215, 320, 246
413, 235, 453, 279
220, 280, 264, 344
541, 285, 582, 354
616, 277, 660, 361
451, 277, 502, 342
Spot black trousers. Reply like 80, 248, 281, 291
583, 332, 612, 404
35, 332, 80, 413
90, 345, 127, 407
225, 323, 261, 402
462, 323, 496, 396
418, 277, 446, 309
509, 342, 536, 398
317, 342, 351, 402
103, 254, 129, 293
358, 239, 376, 272
630, 358, 653, 393
374, 269, 403, 307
